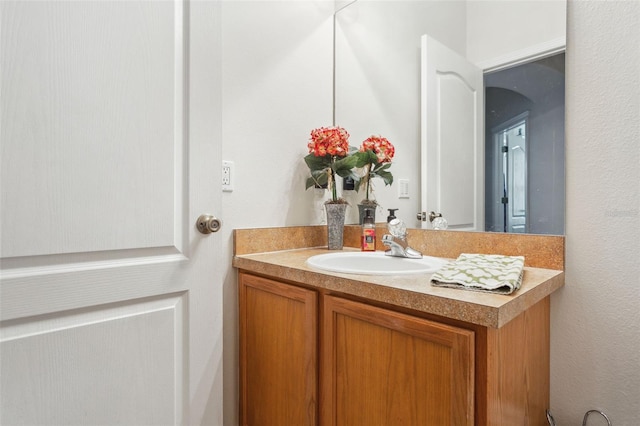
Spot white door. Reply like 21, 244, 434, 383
488, 115, 529, 234
501, 120, 528, 233
420, 35, 484, 231
1, 1, 223, 424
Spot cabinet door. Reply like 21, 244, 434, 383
239, 273, 318, 426
321, 296, 474, 426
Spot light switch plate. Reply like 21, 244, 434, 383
398, 179, 409, 198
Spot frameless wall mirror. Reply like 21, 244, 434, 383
335, 0, 566, 235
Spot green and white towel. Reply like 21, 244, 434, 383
430, 253, 525, 295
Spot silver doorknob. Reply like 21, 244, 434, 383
196, 214, 221, 234
416, 211, 443, 222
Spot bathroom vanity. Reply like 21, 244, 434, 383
234, 226, 564, 426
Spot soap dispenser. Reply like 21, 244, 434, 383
387, 208, 398, 223
361, 208, 376, 251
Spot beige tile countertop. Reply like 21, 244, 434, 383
233, 245, 564, 329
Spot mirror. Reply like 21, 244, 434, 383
335, 0, 566, 235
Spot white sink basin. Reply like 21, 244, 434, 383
306, 251, 447, 275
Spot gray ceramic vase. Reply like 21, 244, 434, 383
324, 203, 347, 250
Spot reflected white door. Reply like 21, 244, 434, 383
502, 120, 528, 233
1, 1, 222, 424
420, 35, 484, 231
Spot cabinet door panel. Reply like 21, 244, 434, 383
239, 274, 318, 426
322, 296, 474, 426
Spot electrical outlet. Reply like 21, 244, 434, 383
222, 160, 233, 192
398, 179, 409, 198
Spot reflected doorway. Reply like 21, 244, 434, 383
492, 115, 528, 233
484, 53, 565, 234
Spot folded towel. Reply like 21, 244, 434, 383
430, 253, 525, 295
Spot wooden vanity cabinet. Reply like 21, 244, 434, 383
321, 294, 475, 426
239, 273, 318, 426
239, 272, 550, 426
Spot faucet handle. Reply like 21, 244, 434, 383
387, 218, 407, 239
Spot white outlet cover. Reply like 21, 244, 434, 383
222, 160, 233, 192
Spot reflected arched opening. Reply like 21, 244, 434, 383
484, 54, 565, 234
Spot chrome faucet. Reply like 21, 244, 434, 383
382, 219, 423, 259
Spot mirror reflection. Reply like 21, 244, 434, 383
335, 0, 566, 235
485, 54, 565, 234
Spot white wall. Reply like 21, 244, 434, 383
220, 1, 335, 227
220, 1, 640, 424
467, 0, 566, 67
219, 2, 334, 425
551, 1, 640, 424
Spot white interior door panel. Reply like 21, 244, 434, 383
1, 1, 222, 424
421, 34, 484, 231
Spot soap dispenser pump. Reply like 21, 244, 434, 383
361, 208, 376, 251
387, 208, 398, 223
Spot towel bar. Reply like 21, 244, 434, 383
546, 409, 612, 426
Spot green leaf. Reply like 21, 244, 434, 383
304, 153, 331, 171
332, 155, 359, 178
306, 169, 328, 190
311, 168, 328, 181
351, 152, 366, 168
349, 151, 366, 168
372, 162, 391, 173
366, 150, 380, 164
305, 177, 317, 190
375, 169, 394, 186
353, 174, 367, 192
352, 150, 380, 168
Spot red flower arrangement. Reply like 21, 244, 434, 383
307, 126, 350, 157
360, 135, 395, 164
304, 126, 358, 203
355, 135, 395, 202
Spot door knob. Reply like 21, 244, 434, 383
196, 214, 221, 234
428, 211, 442, 222
417, 211, 444, 222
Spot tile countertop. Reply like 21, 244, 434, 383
233, 246, 564, 329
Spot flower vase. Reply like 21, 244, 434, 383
324, 203, 347, 250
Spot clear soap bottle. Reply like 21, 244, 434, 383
361, 208, 376, 251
